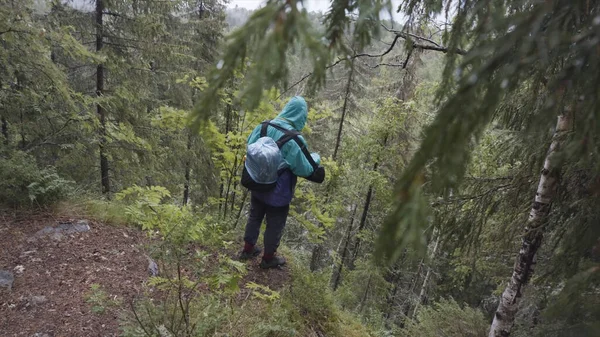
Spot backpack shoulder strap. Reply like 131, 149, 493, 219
290, 137, 319, 170
260, 120, 271, 138
265, 122, 299, 146
266, 122, 318, 170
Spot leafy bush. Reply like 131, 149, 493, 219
117, 185, 373, 337
0, 150, 73, 206
402, 298, 488, 337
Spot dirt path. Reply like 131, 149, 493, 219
0, 210, 150, 337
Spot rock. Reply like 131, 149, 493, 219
0, 270, 14, 292
148, 258, 159, 276
34, 219, 91, 240
30, 295, 47, 306
19, 250, 37, 258
31, 333, 52, 337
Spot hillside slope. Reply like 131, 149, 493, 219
0, 206, 372, 337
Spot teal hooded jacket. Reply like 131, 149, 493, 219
247, 96, 320, 178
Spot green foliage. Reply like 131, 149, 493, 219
283, 264, 345, 335
208, 256, 247, 295
193, 0, 328, 126
77, 199, 131, 227
0, 151, 73, 207
378, 0, 600, 264
85, 283, 120, 315
116, 185, 223, 245
526, 267, 600, 337
193, 0, 394, 128
335, 259, 389, 314
122, 293, 230, 337
5, 0, 600, 336
245, 282, 281, 302
402, 298, 488, 337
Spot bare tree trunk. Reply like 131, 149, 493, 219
310, 193, 333, 271
411, 231, 441, 318
223, 156, 238, 219
331, 205, 358, 290
219, 103, 233, 215
358, 274, 373, 313
19, 111, 25, 149
2, 115, 8, 145
218, 183, 224, 216
183, 132, 192, 205
384, 257, 406, 325
309, 244, 324, 272
349, 134, 388, 268
233, 190, 249, 228
333, 60, 355, 160
96, 0, 110, 196
349, 184, 373, 268
489, 111, 572, 337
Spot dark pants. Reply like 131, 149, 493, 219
244, 195, 290, 255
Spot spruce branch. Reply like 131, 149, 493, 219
278, 35, 401, 99
381, 23, 468, 55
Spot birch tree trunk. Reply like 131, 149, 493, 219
489, 111, 572, 337
411, 231, 441, 318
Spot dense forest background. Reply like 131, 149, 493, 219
1, 1, 599, 337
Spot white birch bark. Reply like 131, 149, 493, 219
411, 231, 441, 318
489, 111, 573, 337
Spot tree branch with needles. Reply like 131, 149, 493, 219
278, 26, 466, 99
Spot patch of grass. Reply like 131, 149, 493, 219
82, 199, 131, 226
54, 199, 130, 227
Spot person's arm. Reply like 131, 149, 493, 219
285, 135, 325, 183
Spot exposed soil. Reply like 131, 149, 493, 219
0, 209, 292, 337
243, 259, 291, 290
0, 209, 150, 337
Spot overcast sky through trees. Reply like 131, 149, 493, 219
66, 0, 405, 21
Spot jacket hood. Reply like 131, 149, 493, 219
275, 96, 308, 131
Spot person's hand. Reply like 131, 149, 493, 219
310, 152, 321, 165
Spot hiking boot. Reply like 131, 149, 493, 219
260, 255, 286, 269
239, 246, 262, 260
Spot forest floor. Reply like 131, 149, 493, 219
0, 208, 290, 337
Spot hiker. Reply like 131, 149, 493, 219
240, 96, 325, 269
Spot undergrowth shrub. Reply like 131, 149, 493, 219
282, 263, 373, 336
117, 185, 373, 337
0, 150, 73, 207
334, 259, 390, 318
402, 297, 488, 337
118, 184, 246, 336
